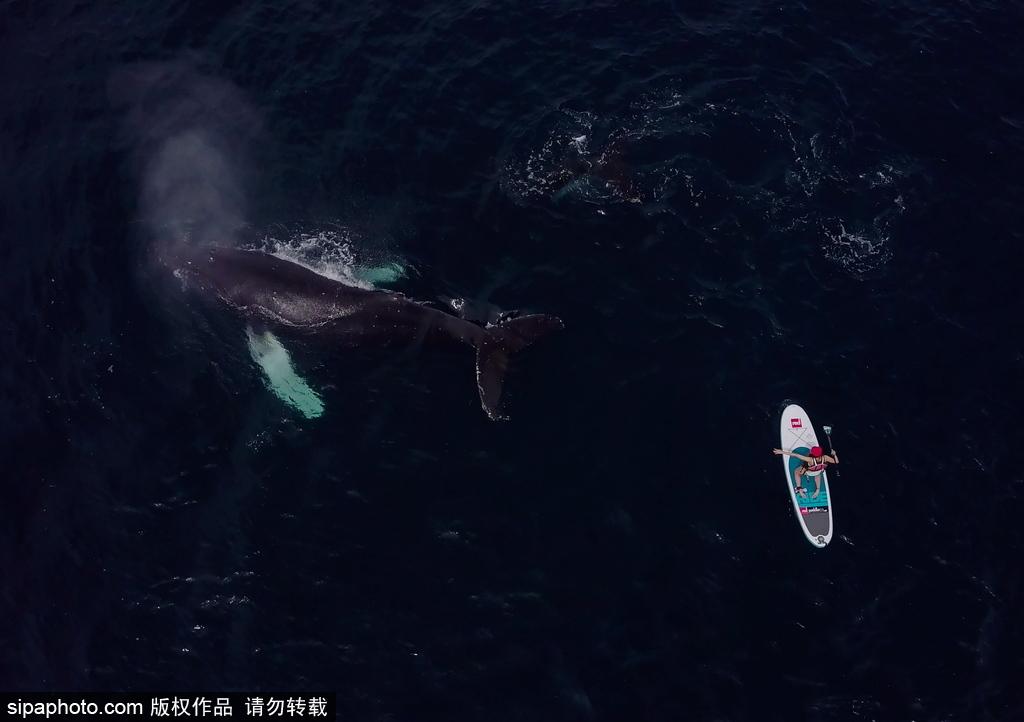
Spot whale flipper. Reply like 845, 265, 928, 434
246, 326, 325, 419
475, 314, 563, 420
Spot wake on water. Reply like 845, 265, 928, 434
500, 86, 920, 280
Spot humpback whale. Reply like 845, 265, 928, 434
164, 246, 563, 419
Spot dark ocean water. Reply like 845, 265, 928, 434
2, 1, 1023, 720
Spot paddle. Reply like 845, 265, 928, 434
823, 425, 839, 478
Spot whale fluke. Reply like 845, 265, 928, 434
476, 314, 564, 420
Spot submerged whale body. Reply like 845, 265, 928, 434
165, 246, 563, 419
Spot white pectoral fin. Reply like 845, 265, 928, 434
246, 326, 325, 419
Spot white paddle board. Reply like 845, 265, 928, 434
779, 404, 833, 547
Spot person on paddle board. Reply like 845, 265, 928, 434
772, 446, 838, 498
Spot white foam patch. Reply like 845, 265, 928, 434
501, 100, 713, 207
258, 227, 409, 290
822, 220, 893, 278
500, 109, 596, 203
246, 326, 324, 419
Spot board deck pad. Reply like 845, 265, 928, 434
788, 450, 829, 507
779, 404, 833, 547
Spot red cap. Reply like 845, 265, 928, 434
810, 446, 823, 457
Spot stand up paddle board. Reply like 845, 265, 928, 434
779, 404, 833, 547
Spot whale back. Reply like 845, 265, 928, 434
170, 246, 380, 325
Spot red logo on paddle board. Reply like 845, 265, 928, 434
790, 418, 802, 428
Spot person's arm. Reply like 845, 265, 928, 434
826, 451, 839, 465
773, 448, 812, 463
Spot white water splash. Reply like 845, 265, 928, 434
501, 110, 595, 203
501, 107, 674, 206
257, 227, 408, 290
822, 220, 893, 278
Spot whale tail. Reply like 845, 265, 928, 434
475, 314, 564, 420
